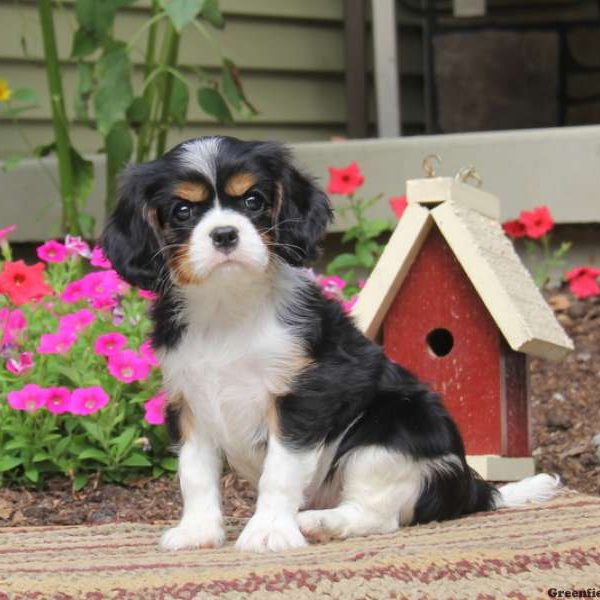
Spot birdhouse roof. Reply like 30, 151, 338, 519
352, 178, 574, 361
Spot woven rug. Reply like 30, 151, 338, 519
1, 493, 599, 600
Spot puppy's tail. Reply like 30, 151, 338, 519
493, 473, 561, 509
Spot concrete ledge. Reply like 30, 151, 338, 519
1, 126, 600, 241
466, 455, 536, 481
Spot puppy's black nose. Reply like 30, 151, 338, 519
210, 226, 239, 252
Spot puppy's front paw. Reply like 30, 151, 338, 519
235, 514, 307, 553
160, 521, 225, 551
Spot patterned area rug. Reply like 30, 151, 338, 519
1, 492, 599, 599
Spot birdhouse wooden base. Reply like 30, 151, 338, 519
466, 456, 535, 481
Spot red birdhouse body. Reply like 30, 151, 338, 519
382, 228, 529, 457
353, 177, 573, 480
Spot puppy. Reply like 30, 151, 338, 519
102, 136, 559, 553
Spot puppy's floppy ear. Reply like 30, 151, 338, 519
275, 166, 333, 266
101, 164, 165, 291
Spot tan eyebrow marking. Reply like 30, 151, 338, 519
173, 181, 209, 203
224, 172, 257, 197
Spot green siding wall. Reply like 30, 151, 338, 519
0, 0, 350, 158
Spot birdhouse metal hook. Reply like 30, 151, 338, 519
455, 165, 483, 188
422, 154, 442, 178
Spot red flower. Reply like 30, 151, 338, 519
502, 219, 527, 238
564, 266, 600, 299
327, 161, 364, 196
390, 195, 408, 219
519, 206, 554, 239
0, 260, 52, 306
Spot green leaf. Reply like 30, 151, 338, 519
71, 27, 100, 58
75, 0, 134, 37
326, 253, 361, 274
160, 457, 179, 472
94, 44, 134, 135
79, 448, 110, 464
2, 154, 24, 173
126, 96, 151, 128
24, 468, 39, 483
4, 439, 29, 451
121, 453, 152, 467
70, 147, 94, 210
74, 62, 94, 121
0, 456, 22, 472
56, 364, 82, 387
33, 141, 56, 158
362, 219, 393, 239
73, 473, 89, 491
202, 0, 225, 28
80, 421, 103, 444
78, 212, 96, 240
11, 87, 39, 105
33, 452, 51, 463
341, 225, 362, 244
197, 87, 233, 124
168, 77, 189, 127
106, 121, 133, 175
110, 426, 137, 455
355, 241, 377, 268
159, 0, 204, 32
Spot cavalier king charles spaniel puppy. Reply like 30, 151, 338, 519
102, 136, 558, 553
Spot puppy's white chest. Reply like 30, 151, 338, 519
161, 308, 303, 484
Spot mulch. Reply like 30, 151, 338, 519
0, 290, 598, 528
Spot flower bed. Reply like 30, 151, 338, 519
0, 232, 170, 489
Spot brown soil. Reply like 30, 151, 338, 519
1, 291, 598, 528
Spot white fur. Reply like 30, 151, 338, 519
179, 137, 220, 188
160, 433, 224, 550
236, 437, 318, 553
298, 448, 459, 539
187, 206, 269, 280
495, 473, 561, 508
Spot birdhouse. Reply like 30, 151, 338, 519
352, 176, 573, 481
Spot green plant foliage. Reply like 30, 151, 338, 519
159, 0, 205, 32
197, 87, 234, 124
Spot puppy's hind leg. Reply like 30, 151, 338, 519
298, 447, 424, 541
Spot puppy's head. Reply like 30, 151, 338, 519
101, 136, 332, 291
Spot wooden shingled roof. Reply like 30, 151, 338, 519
352, 177, 574, 361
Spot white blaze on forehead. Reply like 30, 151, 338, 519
179, 137, 221, 186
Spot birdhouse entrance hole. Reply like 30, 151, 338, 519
426, 328, 454, 357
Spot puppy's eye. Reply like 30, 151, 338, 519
244, 193, 264, 212
173, 202, 192, 222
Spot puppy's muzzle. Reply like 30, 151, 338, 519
210, 226, 239, 254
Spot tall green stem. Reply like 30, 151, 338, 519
136, 0, 160, 163
38, 0, 80, 235
155, 24, 180, 157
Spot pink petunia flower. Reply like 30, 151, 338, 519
317, 275, 347, 299
0, 224, 16, 242
0, 308, 27, 346
107, 349, 150, 383
65, 235, 91, 259
138, 289, 158, 301
58, 308, 95, 334
94, 332, 128, 356
37, 330, 77, 354
7, 384, 46, 412
44, 386, 71, 414
342, 295, 359, 313
61, 279, 86, 303
5, 351, 34, 375
70, 386, 109, 415
90, 246, 112, 269
139, 340, 159, 367
144, 392, 167, 425
37, 240, 69, 263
